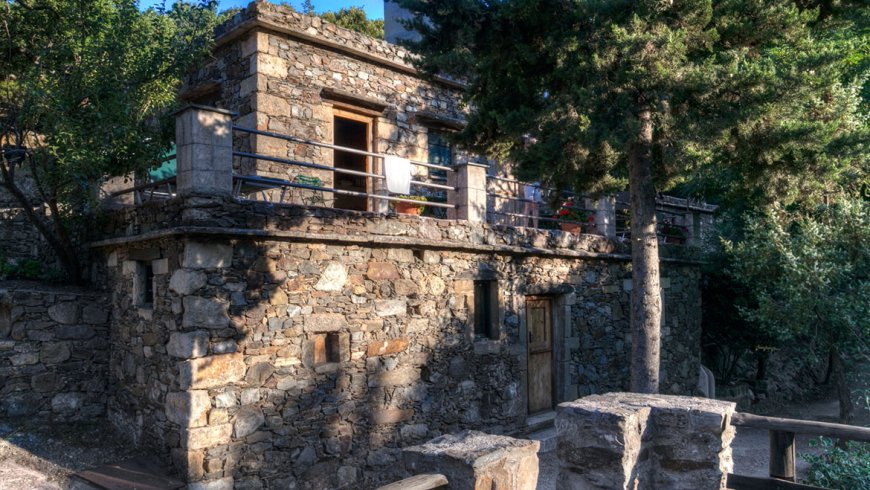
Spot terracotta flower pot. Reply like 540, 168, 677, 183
560, 222, 581, 235
395, 201, 423, 215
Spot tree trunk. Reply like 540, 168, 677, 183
831, 345, 853, 424
0, 162, 84, 285
628, 104, 662, 394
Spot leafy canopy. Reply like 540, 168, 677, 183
399, 0, 853, 199
727, 198, 870, 356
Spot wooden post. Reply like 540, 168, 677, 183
769, 430, 796, 482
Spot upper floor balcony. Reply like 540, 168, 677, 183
101, 105, 716, 254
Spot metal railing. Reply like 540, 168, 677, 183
726, 412, 870, 489
486, 175, 600, 232
232, 126, 456, 211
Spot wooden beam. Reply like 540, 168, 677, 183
731, 412, 870, 442
769, 430, 796, 481
726, 474, 826, 490
376, 474, 448, 490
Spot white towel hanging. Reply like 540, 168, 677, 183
384, 155, 412, 194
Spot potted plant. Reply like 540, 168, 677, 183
392, 195, 427, 215
660, 220, 688, 244
554, 198, 595, 235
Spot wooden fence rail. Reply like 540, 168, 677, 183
727, 412, 870, 490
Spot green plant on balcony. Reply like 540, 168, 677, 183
391, 195, 428, 215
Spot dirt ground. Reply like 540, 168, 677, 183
0, 418, 146, 490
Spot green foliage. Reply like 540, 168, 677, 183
320, 6, 384, 39
398, 0, 841, 196
804, 439, 870, 490
0, 253, 59, 281
726, 198, 870, 350
0, 0, 219, 280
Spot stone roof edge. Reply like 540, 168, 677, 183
87, 226, 707, 266
213, 4, 465, 90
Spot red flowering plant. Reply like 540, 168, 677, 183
659, 218, 688, 240
553, 197, 595, 224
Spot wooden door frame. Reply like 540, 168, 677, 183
520, 290, 570, 419
332, 107, 377, 211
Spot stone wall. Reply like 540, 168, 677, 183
0, 282, 110, 421
94, 194, 703, 488
186, 0, 468, 208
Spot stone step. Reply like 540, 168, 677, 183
527, 426, 558, 454
525, 410, 556, 433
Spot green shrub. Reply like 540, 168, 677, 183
804, 438, 870, 490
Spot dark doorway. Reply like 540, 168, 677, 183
333, 115, 370, 211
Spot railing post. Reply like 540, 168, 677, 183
594, 195, 616, 237
769, 430, 796, 482
175, 105, 235, 198
448, 162, 488, 223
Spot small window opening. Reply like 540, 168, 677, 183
136, 262, 155, 308
313, 333, 340, 365
474, 280, 499, 340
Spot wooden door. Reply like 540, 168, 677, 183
527, 297, 553, 414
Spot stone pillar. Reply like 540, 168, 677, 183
685, 212, 698, 246
556, 393, 735, 490
594, 195, 616, 237
175, 105, 235, 198
402, 430, 540, 490
448, 162, 488, 223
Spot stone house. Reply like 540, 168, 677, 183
1, 2, 711, 489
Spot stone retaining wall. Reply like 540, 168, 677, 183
96, 224, 702, 488
0, 283, 110, 421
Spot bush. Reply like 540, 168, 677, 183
803, 439, 870, 490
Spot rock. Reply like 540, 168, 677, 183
375, 299, 407, 317
31, 372, 58, 392
52, 392, 85, 413
314, 262, 347, 291
400, 424, 429, 441
305, 313, 347, 332
368, 367, 419, 387
81, 304, 109, 324
427, 277, 446, 296
393, 279, 418, 296
245, 363, 274, 387
182, 242, 233, 269
233, 407, 264, 438
55, 324, 96, 340
187, 477, 234, 490
170, 270, 208, 295
366, 262, 400, 280
182, 297, 229, 329
366, 338, 410, 357
555, 393, 735, 490
386, 248, 415, 263
47, 303, 79, 324
167, 331, 210, 359
166, 390, 211, 427
183, 424, 233, 450
294, 446, 317, 470
178, 353, 246, 390
10, 352, 39, 366
3, 393, 41, 417
214, 392, 237, 408
403, 430, 540, 490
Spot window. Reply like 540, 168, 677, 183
135, 261, 155, 308
474, 280, 499, 340
425, 130, 452, 218
313, 333, 340, 365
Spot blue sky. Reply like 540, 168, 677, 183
140, 0, 384, 19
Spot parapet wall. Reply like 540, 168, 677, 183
0, 283, 110, 421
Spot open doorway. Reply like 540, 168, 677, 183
333, 112, 371, 211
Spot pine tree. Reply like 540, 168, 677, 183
398, 0, 851, 393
